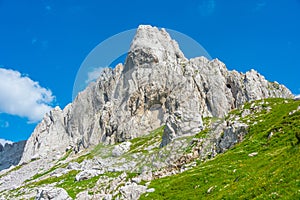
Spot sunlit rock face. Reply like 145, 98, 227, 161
20, 25, 293, 163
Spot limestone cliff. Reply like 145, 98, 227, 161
20, 25, 293, 163
0, 140, 26, 171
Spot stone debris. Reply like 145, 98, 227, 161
75, 169, 104, 181
112, 142, 132, 157
248, 152, 258, 157
36, 187, 72, 200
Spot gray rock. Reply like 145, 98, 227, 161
112, 141, 131, 157
109, 172, 127, 192
131, 177, 141, 184
50, 168, 70, 177
0, 140, 26, 171
241, 109, 251, 118
207, 186, 215, 194
139, 170, 152, 182
119, 182, 147, 200
76, 191, 110, 200
20, 106, 72, 164
217, 122, 249, 153
75, 170, 103, 182
248, 152, 258, 157
146, 188, 155, 193
75, 191, 91, 200
104, 194, 113, 200
36, 187, 71, 200
66, 162, 81, 170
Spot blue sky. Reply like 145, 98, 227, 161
0, 0, 299, 143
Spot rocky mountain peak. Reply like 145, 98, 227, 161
124, 25, 185, 72
17, 25, 293, 165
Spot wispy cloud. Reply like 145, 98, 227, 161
85, 67, 104, 84
0, 68, 55, 123
198, 0, 216, 16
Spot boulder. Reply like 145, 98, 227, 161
66, 162, 81, 170
119, 182, 147, 200
36, 187, 71, 200
248, 152, 258, 157
217, 121, 249, 153
75, 170, 103, 182
112, 141, 131, 157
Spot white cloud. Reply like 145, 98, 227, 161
0, 138, 13, 146
85, 67, 104, 84
295, 94, 300, 99
0, 68, 54, 123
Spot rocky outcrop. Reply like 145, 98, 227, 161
112, 141, 131, 157
0, 140, 26, 171
20, 106, 72, 163
75, 169, 104, 181
20, 25, 293, 164
119, 183, 147, 200
36, 187, 72, 200
217, 121, 248, 153
153, 118, 250, 179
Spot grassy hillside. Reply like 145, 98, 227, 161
1, 98, 299, 199
141, 98, 300, 199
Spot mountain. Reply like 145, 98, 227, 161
0, 25, 298, 199
0, 140, 26, 171
0, 139, 13, 146
20, 25, 292, 163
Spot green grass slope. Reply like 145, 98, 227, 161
141, 98, 300, 200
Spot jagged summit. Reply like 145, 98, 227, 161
125, 25, 185, 70
18, 25, 292, 165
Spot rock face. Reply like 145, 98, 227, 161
20, 25, 293, 164
20, 106, 72, 163
0, 140, 26, 171
217, 121, 248, 153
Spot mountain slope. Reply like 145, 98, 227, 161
141, 98, 300, 199
0, 98, 299, 199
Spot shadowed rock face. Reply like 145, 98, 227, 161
19, 25, 293, 163
0, 140, 26, 171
